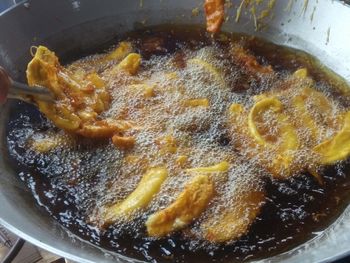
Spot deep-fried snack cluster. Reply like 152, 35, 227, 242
26, 38, 350, 245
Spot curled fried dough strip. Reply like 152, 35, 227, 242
146, 174, 215, 237
201, 189, 265, 243
204, 0, 225, 33
101, 167, 168, 227
314, 111, 350, 164
248, 97, 283, 146
36, 101, 81, 131
248, 97, 299, 152
229, 75, 349, 179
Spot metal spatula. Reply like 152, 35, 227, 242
0, 66, 54, 105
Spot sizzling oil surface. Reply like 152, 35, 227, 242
6, 26, 350, 262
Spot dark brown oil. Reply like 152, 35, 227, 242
5, 25, 350, 262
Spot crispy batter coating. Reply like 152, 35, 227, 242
228, 68, 350, 179
77, 119, 133, 138
115, 53, 141, 75
188, 58, 226, 86
248, 97, 299, 176
26, 46, 107, 134
202, 189, 265, 243
184, 98, 210, 107
146, 174, 215, 237
314, 111, 350, 164
204, 0, 225, 33
229, 96, 300, 179
112, 135, 135, 149
104, 42, 133, 62
26, 45, 141, 140
231, 45, 273, 74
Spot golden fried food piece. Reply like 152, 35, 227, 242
228, 67, 350, 180
104, 42, 133, 62
314, 111, 350, 164
27, 47, 82, 131
232, 97, 297, 178
176, 155, 188, 167
231, 45, 273, 74
248, 97, 299, 176
184, 98, 210, 107
76, 41, 133, 67
77, 118, 134, 138
186, 161, 230, 173
229, 103, 298, 178
293, 68, 308, 79
111, 53, 141, 75
201, 189, 265, 243
155, 135, 177, 154
27, 46, 109, 133
30, 137, 61, 153
27, 46, 142, 140
146, 174, 215, 237
204, 0, 225, 33
187, 58, 225, 86
101, 167, 168, 227
128, 84, 155, 98
248, 97, 283, 145
112, 135, 135, 149
229, 103, 244, 115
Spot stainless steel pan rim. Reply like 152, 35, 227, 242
1, 0, 350, 262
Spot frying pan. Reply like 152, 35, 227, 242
0, 0, 350, 262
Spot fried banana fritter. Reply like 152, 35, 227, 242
146, 173, 215, 237
26, 45, 140, 139
228, 68, 350, 179
314, 111, 350, 164
146, 162, 229, 237
24, 33, 350, 247
100, 167, 168, 227
202, 189, 265, 243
